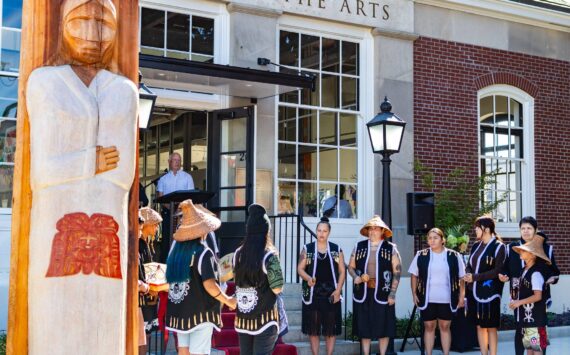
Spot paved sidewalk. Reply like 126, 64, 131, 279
400, 326, 570, 354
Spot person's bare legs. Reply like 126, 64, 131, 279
438, 320, 452, 355
139, 345, 147, 355
488, 328, 498, 355
361, 338, 371, 355
325, 336, 336, 355
309, 335, 320, 355
379, 337, 389, 355
178, 347, 190, 355
423, 320, 437, 355
477, 326, 490, 355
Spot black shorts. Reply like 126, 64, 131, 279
420, 303, 453, 321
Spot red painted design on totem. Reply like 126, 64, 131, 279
46, 212, 122, 279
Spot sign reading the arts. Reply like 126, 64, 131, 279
277, 0, 412, 31
284, 0, 390, 20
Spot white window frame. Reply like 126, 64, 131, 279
140, 0, 230, 64
0, 0, 21, 214
478, 85, 535, 238
274, 15, 375, 226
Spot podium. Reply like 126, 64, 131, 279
154, 190, 215, 256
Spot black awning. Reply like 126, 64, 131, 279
139, 54, 315, 99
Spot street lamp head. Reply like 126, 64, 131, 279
139, 81, 157, 129
366, 96, 406, 155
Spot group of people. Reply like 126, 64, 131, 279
137, 189, 559, 355
298, 214, 559, 355
137, 201, 284, 355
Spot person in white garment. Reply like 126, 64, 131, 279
25, 1, 138, 354
156, 152, 194, 262
408, 228, 466, 355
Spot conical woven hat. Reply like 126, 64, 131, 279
139, 207, 162, 226
173, 199, 221, 242
195, 204, 216, 217
360, 215, 393, 238
513, 235, 551, 265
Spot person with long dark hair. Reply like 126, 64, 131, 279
348, 215, 402, 355
297, 217, 346, 355
464, 216, 506, 355
408, 228, 466, 355
233, 204, 284, 355
509, 235, 551, 355
165, 200, 236, 355
499, 216, 560, 355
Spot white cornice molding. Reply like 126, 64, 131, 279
372, 28, 419, 41
226, 2, 283, 18
415, 0, 570, 33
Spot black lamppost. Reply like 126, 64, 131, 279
367, 96, 406, 227
366, 96, 406, 355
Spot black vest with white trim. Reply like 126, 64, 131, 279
516, 264, 547, 327
469, 237, 505, 303
301, 241, 340, 304
415, 248, 462, 311
353, 239, 394, 304
234, 248, 279, 335
165, 247, 222, 333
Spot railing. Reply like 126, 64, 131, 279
268, 214, 354, 342
269, 213, 316, 284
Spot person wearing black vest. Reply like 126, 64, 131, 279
499, 217, 560, 355
138, 207, 162, 354
464, 216, 506, 355
297, 217, 346, 355
234, 204, 285, 355
165, 200, 236, 355
408, 228, 466, 355
508, 235, 551, 355
348, 215, 402, 355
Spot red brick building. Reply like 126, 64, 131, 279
413, 3, 570, 273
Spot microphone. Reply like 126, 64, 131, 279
151, 168, 168, 185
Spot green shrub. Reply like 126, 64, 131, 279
0, 331, 6, 355
343, 311, 421, 340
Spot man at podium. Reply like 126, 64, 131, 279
157, 152, 194, 262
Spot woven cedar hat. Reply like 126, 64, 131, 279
195, 204, 216, 217
360, 215, 393, 238
513, 235, 551, 265
173, 199, 221, 242
139, 207, 162, 226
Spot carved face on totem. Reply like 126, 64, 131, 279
61, 0, 117, 67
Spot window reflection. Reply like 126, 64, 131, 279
278, 31, 360, 219
479, 94, 524, 223
140, 7, 214, 62
2, 0, 22, 29
0, 75, 17, 118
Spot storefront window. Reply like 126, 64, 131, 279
0, 75, 17, 208
277, 30, 359, 219
479, 93, 526, 223
1, 0, 22, 73
140, 7, 214, 63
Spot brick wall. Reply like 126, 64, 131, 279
414, 36, 570, 273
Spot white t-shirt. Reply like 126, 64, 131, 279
408, 249, 466, 304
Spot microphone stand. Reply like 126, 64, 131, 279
145, 169, 168, 188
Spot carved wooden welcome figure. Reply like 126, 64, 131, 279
18, 0, 138, 354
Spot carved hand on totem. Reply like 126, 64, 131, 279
96, 145, 120, 174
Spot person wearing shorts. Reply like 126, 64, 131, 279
165, 200, 236, 355
409, 228, 466, 355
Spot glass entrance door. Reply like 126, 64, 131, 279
207, 106, 254, 255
